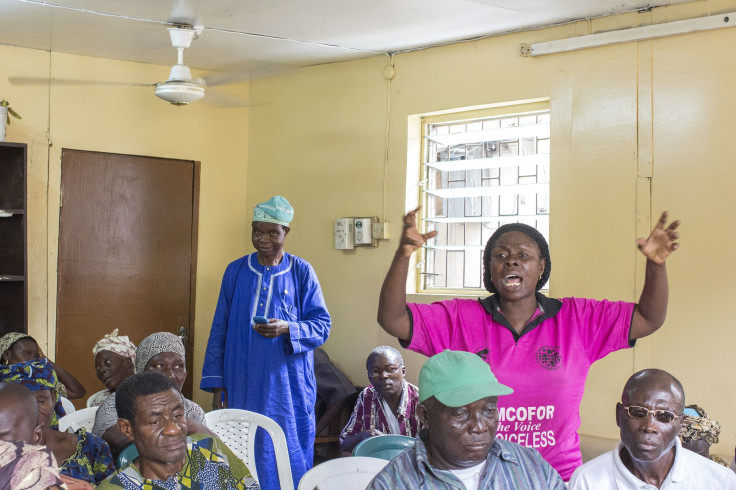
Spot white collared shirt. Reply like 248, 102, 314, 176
568, 438, 736, 489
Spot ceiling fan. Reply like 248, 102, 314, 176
9, 26, 247, 107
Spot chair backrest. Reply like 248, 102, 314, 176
205, 408, 294, 490
298, 456, 389, 490
118, 443, 139, 468
86, 389, 109, 408
59, 395, 76, 414
58, 406, 98, 433
352, 434, 416, 460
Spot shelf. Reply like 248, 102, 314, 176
0, 209, 24, 217
0, 275, 24, 281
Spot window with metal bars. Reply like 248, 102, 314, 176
418, 107, 550, 293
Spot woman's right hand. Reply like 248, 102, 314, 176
398, 208, 438, 259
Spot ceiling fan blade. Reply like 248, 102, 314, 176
9, 76, 156, 87
204, 90, 254, 108
202, 72, 250, 88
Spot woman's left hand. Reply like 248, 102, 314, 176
636, 211, 680, 264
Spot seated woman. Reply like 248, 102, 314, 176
88, 329, 136, 407
680, 404, 729, 466
0, 358, 115, 486
0, 331, 87, 400
340, 345, 422, 454
92, 331, 210, 457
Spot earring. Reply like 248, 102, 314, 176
538, 273, 543, 280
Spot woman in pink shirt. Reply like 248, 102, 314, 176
377, 209, 679, 480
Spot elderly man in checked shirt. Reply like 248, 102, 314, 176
367, 350, 564, 490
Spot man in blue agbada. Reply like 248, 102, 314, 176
201, 195, 331, 490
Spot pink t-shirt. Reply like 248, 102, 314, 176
406, 295, 635, 481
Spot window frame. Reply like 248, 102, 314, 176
414, 100, 551, 296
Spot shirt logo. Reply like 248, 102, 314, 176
475, 348, 490, 361
535, 346, 562, 370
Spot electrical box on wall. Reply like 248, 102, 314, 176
354, 218, 373, 245
334, 218, 354, 250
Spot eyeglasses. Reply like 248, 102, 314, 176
369, 365, 402, 377
622, 405, 681, 424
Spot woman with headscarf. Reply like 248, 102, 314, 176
87, 329, 136, 407
0, 359, 115, 486
679, 404, 728, 466
377, 208, 680, 480
0, 332, 87, 400
92, 331, 210, 457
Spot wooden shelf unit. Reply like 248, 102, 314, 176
0, 142, 27, 336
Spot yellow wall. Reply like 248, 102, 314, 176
247, 0, 736, 456
4, 0, 736, 457
0, 46, 250, 411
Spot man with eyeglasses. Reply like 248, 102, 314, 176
339, 345, 422, 454
569, 369, 736, 489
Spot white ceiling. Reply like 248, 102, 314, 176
0, 0, 692, 77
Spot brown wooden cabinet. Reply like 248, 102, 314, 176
0, 142, 27, 336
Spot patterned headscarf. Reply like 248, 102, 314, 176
135, 332, 186, 374
0, 332, 33, 362
92, 329, 136, 364
679, 404, 721, 445
0, 358, 66, 429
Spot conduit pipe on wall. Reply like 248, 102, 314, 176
522, 11, 736, 56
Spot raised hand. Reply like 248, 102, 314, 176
398, 208, 438, 259
636, 211, 680, 264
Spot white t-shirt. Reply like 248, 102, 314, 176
568, 438, 736, 489
446, 461, 486, 490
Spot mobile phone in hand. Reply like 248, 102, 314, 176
253, 316, 269, 325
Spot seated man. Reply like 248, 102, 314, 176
569, 369, 736, 489
97, 372, 259, 490
340, 346, 421, 454
0, 382, 92, 489
367, 349, 564, 489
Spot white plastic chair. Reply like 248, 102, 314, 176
59, 395, 76, 414
205, 408, 294, 490
86, 389, 109, 407
58, 406, 98, 433
297, 456, 388, 490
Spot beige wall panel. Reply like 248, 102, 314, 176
648, 27, 736, 456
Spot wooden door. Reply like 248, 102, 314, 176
56, 150, 199, 407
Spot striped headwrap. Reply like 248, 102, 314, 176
92, 329, 136, 364
135, 332, 185, 374
679, 404, 721, 445
0, 358, 66, 429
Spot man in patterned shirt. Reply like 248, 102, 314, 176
97, 372, 259, 490
340, 346, 422, 454
367, 350, 564, 489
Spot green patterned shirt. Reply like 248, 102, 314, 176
97, 434, 259, 489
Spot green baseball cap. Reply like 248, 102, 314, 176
419, 350, 513, 407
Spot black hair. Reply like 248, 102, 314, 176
115, 371, 179, 423
482, 223, 551, 294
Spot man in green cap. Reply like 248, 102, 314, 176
201, 195, 331, 490
368, 350, 564, 489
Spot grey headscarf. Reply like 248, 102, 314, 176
135, 332, 185, 373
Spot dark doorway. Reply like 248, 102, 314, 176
56, 149, 199, 407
